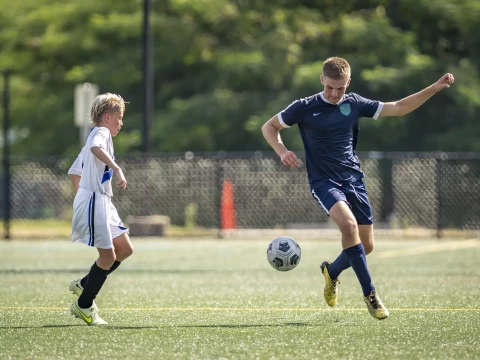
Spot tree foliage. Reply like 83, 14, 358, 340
0, 0, 479, 155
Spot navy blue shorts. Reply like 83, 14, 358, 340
311, 179, 373, 225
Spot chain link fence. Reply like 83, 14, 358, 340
1, 152, 480, 239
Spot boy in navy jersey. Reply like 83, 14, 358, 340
261, 57, 454, 319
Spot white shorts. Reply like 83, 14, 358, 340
71, 187, 128, 249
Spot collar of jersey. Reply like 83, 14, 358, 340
319, 92, 345, 105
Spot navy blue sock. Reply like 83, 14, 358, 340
344, 243, 375, 296
328, 251, 350, 279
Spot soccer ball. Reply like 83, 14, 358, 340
266, 236, 301, 271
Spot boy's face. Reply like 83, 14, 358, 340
104, 111, 124, 137
321, 76, 350, 104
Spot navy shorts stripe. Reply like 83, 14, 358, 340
88, 195, 93, 246
91, 193, 96, 247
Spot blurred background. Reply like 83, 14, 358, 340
1, 0, 479, 239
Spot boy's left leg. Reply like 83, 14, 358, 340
72, 233, 134, 293
319, 180, 389, 319
358, 224, 374, 255
74, 204, 133, 289
326, 179, 377, 278
326, 224, 374, 281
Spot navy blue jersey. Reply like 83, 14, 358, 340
278, 92, 383, 187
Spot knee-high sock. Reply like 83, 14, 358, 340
78, 262, 109, 309
328, 251, 350, 279
80, 260, 121, 287
344, 243, 375, 296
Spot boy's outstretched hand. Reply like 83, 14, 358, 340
432, 73, 455, 92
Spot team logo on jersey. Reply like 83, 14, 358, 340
101, 167, 113, 184
339, 103, 351, 116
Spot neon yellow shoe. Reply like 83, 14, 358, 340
364, 291, 389, 320
320, 261, 340, 307
70, 300, 108, 326
69, 278, 98, 311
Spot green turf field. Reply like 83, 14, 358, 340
0, 238, 479, 359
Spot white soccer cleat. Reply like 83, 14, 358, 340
69, 278, 98, 311
70, 300, 108, 326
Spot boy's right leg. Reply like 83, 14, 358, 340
313, 186, 349, 306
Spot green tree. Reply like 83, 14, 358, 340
1, 0, 479, 155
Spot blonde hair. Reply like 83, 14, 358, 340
322, 57, 351, 80
90, 93, 126, 125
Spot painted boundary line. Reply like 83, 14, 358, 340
377, 239, 479, 259
0, 306, 479, 312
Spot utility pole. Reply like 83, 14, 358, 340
142, 0, 153, 153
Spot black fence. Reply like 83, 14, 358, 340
1, 151, 480, 239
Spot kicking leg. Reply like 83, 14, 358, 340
321, 201, 360, 307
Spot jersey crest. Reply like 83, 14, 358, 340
339, 103, 351, 116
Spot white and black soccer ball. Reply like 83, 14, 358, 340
266, 236, 301, 271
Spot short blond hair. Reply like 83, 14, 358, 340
322, 57, 351, 80
90, 93, 126, 125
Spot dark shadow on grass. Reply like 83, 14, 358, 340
42, 324, 84, 328
106, 326, 159, 330
1, 322, 356, 330
178, 322, 314, 328
0, 269, 215, 275
105, 323, 314, 330
0, 324, 83, 329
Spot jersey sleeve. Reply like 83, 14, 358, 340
90, 128, 110, 149
353, 93, 384, 120
67, 151, 84, 176
277, 99, 306, 128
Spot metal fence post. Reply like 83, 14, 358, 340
380, 156, 394, 223
216, 151, 225, 238
436, 154, 444, 239
2, 70, 11, 240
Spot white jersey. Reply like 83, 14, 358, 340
77, 127, 115, 196
68, 145, 86, 176
69, 127, 128, 247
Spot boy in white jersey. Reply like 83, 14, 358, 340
68, 93, 133, 325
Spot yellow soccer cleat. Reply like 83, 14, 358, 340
70, 300, 108, 326
364, 291, 389, 320
320, 261, 340, 307
69, 278, 98, 311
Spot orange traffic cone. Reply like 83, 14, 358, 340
220, 179, 236, 230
